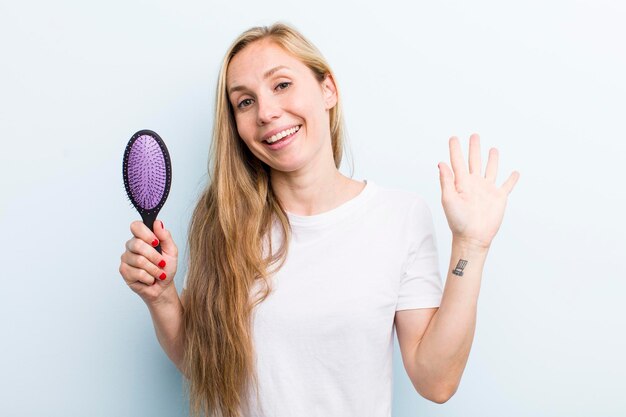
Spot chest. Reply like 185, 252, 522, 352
252, 222, 406, 342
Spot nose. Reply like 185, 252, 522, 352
256, 95, 282, 126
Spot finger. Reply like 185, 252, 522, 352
438, 162, 455, 198
121, 248, 166, 284
119, 262, 157, 286
130, 220, 160, 252
468, 133, 482, 175
124, 237, 168, 277
153, 219, 178, 258
449, 136, 467, 181
485, 148, 499, 183
125, 249, 167, 280
500, 171, 520, 195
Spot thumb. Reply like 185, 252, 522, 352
438, 162, 454, 198
153, 219, 177, 256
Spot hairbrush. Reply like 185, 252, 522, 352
122, 129, 172, 254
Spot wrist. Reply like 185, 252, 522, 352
146, 283, 180, 310
451, 236, 491, 254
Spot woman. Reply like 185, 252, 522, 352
119, 22, 519, 417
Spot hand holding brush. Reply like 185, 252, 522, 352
119, 219, 179, 304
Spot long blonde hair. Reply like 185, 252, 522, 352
182, 22, 351, 417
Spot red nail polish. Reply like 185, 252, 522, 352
152, 239, 159, 247
158, 259, 166, 268
160, 220, 164, 229
159, 272, 167, 280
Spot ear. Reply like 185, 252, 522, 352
321, 73, 338, 110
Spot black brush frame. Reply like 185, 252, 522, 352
122, 129, 172, 254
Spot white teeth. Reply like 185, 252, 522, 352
266, 125, 300, 144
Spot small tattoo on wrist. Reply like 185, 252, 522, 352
452, 259, 468, 276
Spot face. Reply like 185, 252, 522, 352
226, 39, 338, 174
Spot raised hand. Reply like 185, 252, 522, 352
438, 133, 520, 249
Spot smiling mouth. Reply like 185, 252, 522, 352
264, 125, 301, 144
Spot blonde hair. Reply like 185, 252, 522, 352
182, 22, 351, 417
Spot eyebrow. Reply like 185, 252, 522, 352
228, 65, 291, 95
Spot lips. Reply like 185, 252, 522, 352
262, 125, 302, 143
262, 125, 301, 150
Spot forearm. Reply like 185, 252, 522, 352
145, 284, 186, 374
414, 237, 489, 401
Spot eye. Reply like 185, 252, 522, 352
237, 98, 254, 109
276, 81, 291, 91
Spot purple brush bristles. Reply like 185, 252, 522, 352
127, 134, 167, 210
123, 129, 172, 254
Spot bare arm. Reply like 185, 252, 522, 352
410, 238, 487, 402
397, 134, 518, 402
416, 134, 517, 401
145, 285, 187, 375
119, 219, 188, 377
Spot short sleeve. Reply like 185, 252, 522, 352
396, 198, 443, 311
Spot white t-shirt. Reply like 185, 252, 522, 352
184, 179, 443, 416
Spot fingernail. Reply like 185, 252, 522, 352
152, 239, 159, 247
158, 259, 166, 268
160, 220, 164, 229
159, 272, 167, 280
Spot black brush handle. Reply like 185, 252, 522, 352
141, 210, 162, 254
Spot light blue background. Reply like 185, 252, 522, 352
1, 0, 625, 416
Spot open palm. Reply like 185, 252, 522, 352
438, 134, 520, 249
